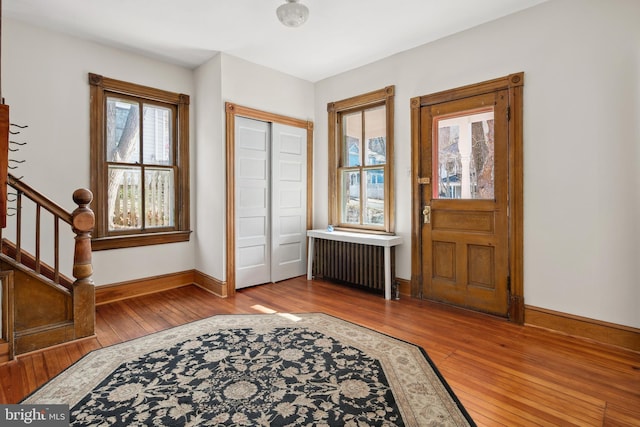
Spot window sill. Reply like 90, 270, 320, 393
91, 230, 192, 251
332, 227, 394, 236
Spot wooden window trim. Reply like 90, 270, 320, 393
328, 86, 395, 233
89, 73, 190, 250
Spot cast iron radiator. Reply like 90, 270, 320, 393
312, 238, 394, 293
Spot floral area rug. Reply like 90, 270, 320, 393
23, 313, 475, 426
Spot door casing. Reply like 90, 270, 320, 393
410, 73, 525, 323
225, 103, 314, 295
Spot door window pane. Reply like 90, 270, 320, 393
364, 168, 384, 225
434, 109, 495, 199
341, 170, 360, 224
106, 97, 139, 163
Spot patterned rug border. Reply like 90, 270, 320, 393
317, 313, 475, 426
23, 312, 475, 426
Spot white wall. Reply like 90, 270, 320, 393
314, 0, 640, 328
220, 54, 314, 121
193, 54, 224, 280
2, 19, 196, 285
192, 53, 314, 281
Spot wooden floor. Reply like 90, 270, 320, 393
1, 277, 639, 426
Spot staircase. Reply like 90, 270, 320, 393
0, 174, 95, 361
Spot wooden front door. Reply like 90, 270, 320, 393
411, 74, 524, 319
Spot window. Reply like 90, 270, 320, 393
434, 109, 495, 200
89, 73, 190, 250
328, 86, 394, 233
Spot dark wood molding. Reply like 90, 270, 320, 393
225, 105, 236, 296
193, 270, 227, 298
0, 270, 14, 362
329, 85, 395, 111
525, 305, 640, 352
88, 72, 103, 87
226, 103, 310, 129
416, 73, 524, 107
95, 269, 228, 305
306, 121, 314, 232
507, 75, 525, 324
88, 73, 189, 104
13, 321, 75, 355
409, 97, 422, 299
91, 230, 191, 251
0, 104, 8, 228
14, 334, 96, 360
95, 270, 196, 305
396, 277, 411, 297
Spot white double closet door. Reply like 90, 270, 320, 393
235, 117, 307, 289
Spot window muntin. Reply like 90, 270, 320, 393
328, 86, 394, 233
89, 73, 190, 250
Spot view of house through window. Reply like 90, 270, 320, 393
434, 109, 495, 200
328, 86, 394, 233
341, 105, 387, 226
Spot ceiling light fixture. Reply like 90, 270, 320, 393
276, 0, 309, 28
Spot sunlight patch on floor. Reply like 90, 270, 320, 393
250, 304, 301, 321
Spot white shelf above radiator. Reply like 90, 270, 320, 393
306, 229, 403, 247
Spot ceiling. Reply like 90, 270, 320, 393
3, 0, 547, 82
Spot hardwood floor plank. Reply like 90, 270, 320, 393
95, 302, 149, 342
604, 403, 640, 427
0, 278, 638, 427
450, 378, 563, 427
94, 307, 121, 347
30, 352, 50, 389
443, 356, 605, 426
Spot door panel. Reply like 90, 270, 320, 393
271, 123, 307, 282
235, 117, 271, 289
421, 90, 509, 316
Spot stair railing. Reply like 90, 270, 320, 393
2, 173, 95, 338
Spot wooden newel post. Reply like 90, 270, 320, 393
71, 188, 95, 338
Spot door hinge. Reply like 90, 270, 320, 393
507, 276, 511, 292
507, 105, 511, 121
